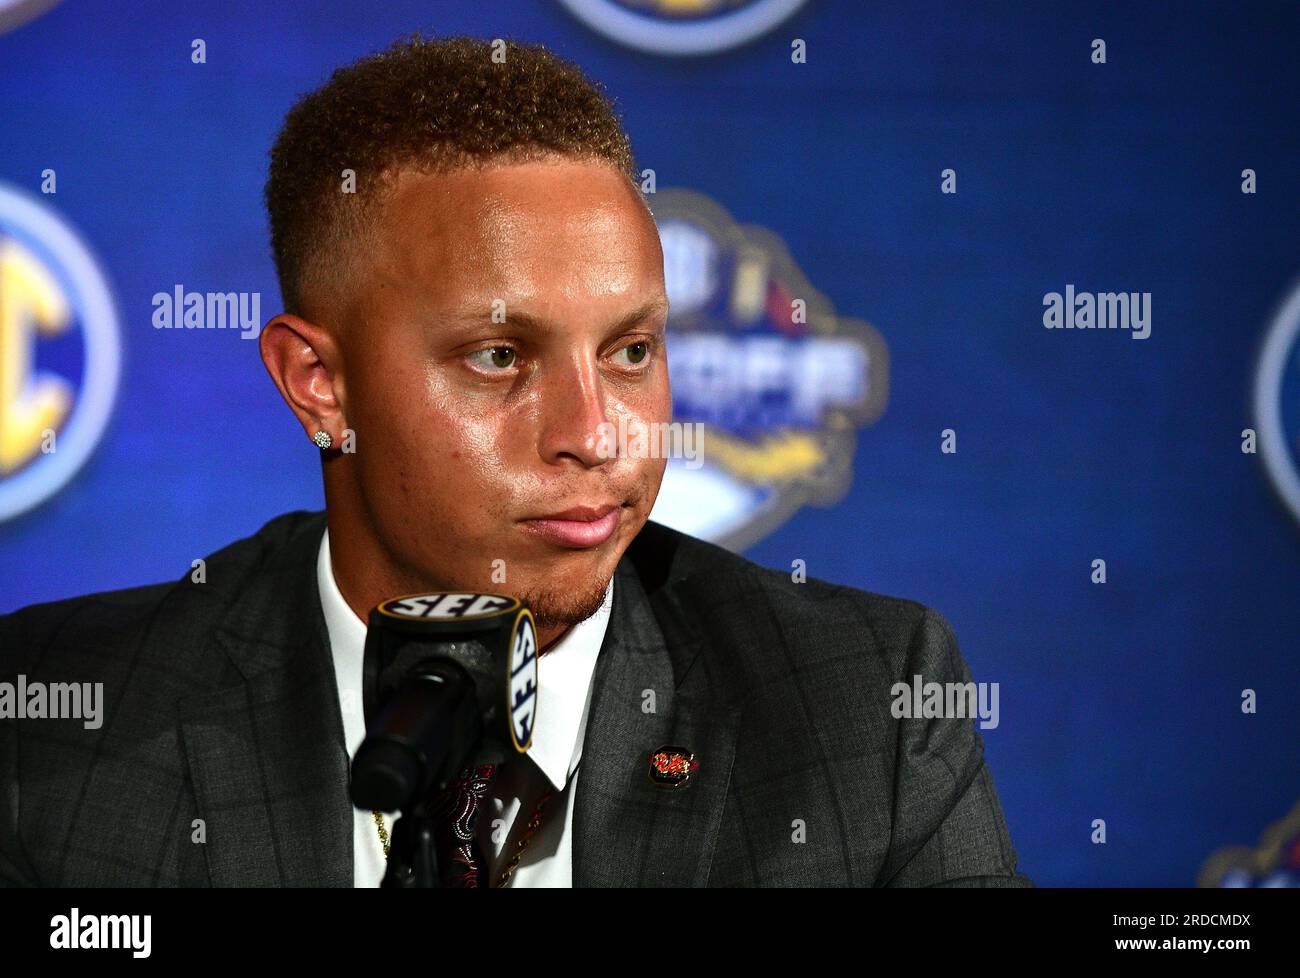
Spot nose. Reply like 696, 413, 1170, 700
536, 350, 613, 468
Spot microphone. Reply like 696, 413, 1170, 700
349, 592, 538, 816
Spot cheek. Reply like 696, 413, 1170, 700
647, 364, 674, 423
346, 366, 483, 516
389, 379, 529, 523
613, 370, 673, 430
439, 414, 511, 487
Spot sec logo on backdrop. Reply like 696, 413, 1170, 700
0, 182, 120, 523
647, 188, 888, 551
1253, 278, 1300, 528
1199, 799, 1300, 888
555, 0, 811, 56
0, 0, 60, 34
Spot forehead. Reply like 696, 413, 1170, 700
370, 158, 663, 307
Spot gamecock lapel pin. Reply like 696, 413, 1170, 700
647, 745, 699, 788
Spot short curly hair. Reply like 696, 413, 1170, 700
265, 33, 638, 317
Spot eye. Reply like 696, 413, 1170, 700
612, 340, 650, 368
467, 346, 517, 371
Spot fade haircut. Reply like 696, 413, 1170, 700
265, 33, 639, 318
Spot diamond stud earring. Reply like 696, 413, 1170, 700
312, 430, 333, 449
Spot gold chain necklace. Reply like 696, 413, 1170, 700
372, 766, 570, 887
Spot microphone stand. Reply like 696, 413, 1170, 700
354, 663, 483, 889
381, 799, 443, 888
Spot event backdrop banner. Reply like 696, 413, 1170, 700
1, 0, 1297, 887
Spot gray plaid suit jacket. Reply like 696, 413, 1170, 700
0, 510, 1030, 887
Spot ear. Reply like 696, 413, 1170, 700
259, 313, 347, 447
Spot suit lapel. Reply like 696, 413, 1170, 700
573, 543, 744, 887
178, 515, 353, 886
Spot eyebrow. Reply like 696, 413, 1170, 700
449, 296, 669, 336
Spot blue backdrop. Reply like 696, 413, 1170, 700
2, 0, 1298, 887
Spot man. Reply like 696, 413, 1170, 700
0, 34, 1030, 887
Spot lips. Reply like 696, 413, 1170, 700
520, 503, 621, 549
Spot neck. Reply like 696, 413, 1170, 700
537, 623, 573, 655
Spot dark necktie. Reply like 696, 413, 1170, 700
430, 762, 500, 888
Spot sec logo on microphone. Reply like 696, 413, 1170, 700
508, 608, 539, 752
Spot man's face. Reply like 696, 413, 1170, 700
335, 157, 670, 633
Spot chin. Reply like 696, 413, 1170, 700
518, 570, 612, 632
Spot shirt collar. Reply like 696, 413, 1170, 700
316, 527, 610, 793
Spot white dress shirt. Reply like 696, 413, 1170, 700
316, 529, 610, 887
